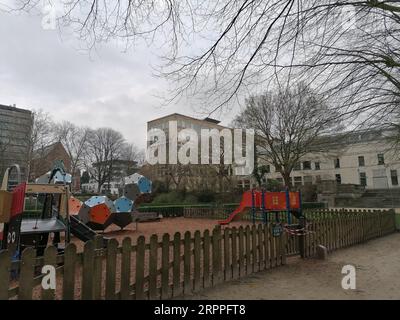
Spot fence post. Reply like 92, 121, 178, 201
172, 232, 182, 297
161, 233, 170, 299
120, 237, 132, 300
105, 239, 118, 300
149, 234, 158, 299
41, 246, 57, 300
93, 235, 104, 300
183, 231, 192, 294
193, 231, 201, 292
203, 230, 211, 288
212, 226, 222, 285
19, 247, 36, 300
223, 228, 231, 282
82, 240, 95, 300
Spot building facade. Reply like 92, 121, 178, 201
260, 129, 400, 190
0, 104, 33, 181
146, 113, 245, 192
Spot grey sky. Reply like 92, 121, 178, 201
0, 11, 237, 149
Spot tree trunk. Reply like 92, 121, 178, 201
281, 171, 292, 190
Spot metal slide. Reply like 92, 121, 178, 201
70, 215, 108, 246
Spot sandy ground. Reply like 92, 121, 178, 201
70, 217, 255, 251
185, 232, 400, 300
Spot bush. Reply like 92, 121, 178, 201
197, 190, 216, 203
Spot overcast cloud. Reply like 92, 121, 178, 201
0, 10, 237, 149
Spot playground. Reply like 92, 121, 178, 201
187, 232, 400, 300
0, 162, 398, 300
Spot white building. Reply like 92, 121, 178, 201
261, 128, 400, 189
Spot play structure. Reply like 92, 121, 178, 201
0, 162, 109, 259
0, 162, 155, 258
218, 189, 305, 234
72, 173, 157, 231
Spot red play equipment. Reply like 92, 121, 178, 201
218, 189, 303, 226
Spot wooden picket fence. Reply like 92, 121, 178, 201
300, 209, 396, 258
1, 224, 286, 300
0, 209, 396, 300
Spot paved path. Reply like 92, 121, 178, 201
185, 233, 400, 300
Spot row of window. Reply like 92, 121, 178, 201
292, 153, 386, 171
271, 169, 399, 187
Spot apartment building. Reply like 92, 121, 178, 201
261, 128, 400, 190
0, 104, 33, 181
146, 113, 244, 192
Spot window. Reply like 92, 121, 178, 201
276, 177, 283, 185
294, 176, 302, 187
315, 175, 322, 183
378, 153, 385, 165
359, 172, 367, 186
391, 170, 398, 186
303, 161, 311, 170
334, 158, 340, 169
315, 162, 320, 170
293, 162, 301, 171
358, 156, 365, 167
335, 174, 342, 184
304, 176, 313, 185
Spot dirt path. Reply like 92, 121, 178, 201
185, 233, 400, 300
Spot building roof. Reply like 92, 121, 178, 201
33, 142, 65, 159
147, 113, 226, 128
0, 104, 32, 115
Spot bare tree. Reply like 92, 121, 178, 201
6, 1, 400, 119
233, 83, 342, 188
53, 121, 90, 176
26, 109, 56, 178
121, 143, 145, 167
86, 127, 125, 193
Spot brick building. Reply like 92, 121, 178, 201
29, 142, 80, 191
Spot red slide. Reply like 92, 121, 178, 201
218, 191, 253, 226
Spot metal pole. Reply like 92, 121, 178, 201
261, 189, 267, 224
251, 189, 256, 225
286, 188, 292, 225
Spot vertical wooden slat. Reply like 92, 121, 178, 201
105, 238, 118, 300
264, 225, 271, 269
41, 246, 57, 300
203, 230, 211, 288
183, 231, 191, 294
19, 247, 36, 300
212, 227, 222, 285
135, 236, 145, 300
257, 225, 264, 271
172, 232, 182, 296
280, 230, 287, 265
193, 231, 201, 292
161, 233, 170, 299
270, 225, 277, 267
63, 243, 77, 300
120, 237, 132, 300
238, 227, 245, 277
82, 241, 94, 300
223, 228, 231, 281
231, 227, 238, 279
0, 250, 10, 300
251, 225, 258, 272
245, 226, 251, 274
149, 234, 158, 299
93, 236, 104, 300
